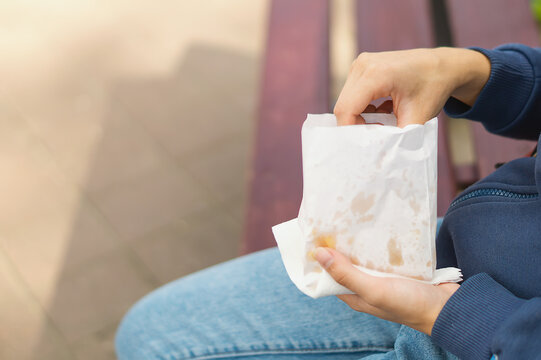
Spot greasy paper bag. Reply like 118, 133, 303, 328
272, 113, 462, 298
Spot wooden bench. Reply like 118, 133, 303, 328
242, 0, 330, 254
242, 0, 539, 254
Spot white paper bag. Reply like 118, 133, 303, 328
273, 113, 462, 298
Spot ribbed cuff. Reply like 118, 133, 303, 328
444, 46, 534, 135
431, 273, 525, 360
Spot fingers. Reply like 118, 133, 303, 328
314, 248, 373, 297
364, 104, 377, 113
395, 101, 428, 128
334, 85, 373, 126
334, 57, 381, 126
354, 114, 366, 125
337, 294, 383, 316
315, 247, 394, 309
352, 102, 389, 125
333, 49, 450, 128
334, 78, 392, 125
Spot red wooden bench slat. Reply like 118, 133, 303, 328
437, 115, 458, 214
356, 0, 434, 52
454, 164, 478, 187
356, 0, 457, 216
242, 0, 330, 254
445, 0, 538, 179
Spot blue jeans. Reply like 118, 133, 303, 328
116, 220, 456, 360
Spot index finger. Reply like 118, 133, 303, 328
334, 79, 375, 126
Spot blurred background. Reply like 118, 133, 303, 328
0, 0, 539, 359
0, 1, 266, 359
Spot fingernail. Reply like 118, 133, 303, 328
315, 247, 334, 268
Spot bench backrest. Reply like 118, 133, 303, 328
242, 0, 330, 253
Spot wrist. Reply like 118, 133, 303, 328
434, 47, 491, 107
425, 283, 460, 336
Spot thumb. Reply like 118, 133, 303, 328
314, 248, 366, 294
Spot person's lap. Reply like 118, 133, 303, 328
115, 246, 456, 360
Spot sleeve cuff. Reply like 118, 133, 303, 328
444, 46, 534, 136
431, 273, 525, 360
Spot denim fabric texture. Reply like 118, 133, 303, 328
116, 219, 456, 360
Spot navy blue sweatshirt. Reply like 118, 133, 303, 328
432, 44, 541, 360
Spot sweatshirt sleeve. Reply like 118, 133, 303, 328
444, 44, 541, 140
431, 273, 541, 360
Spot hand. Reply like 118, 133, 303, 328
334, 47, 490, 127
314, 247, 459, 335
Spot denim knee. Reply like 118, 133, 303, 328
115, 293, 161, 360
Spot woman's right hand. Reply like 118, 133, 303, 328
334, 47, 491, 127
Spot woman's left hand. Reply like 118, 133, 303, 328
314, 247, 459, 335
